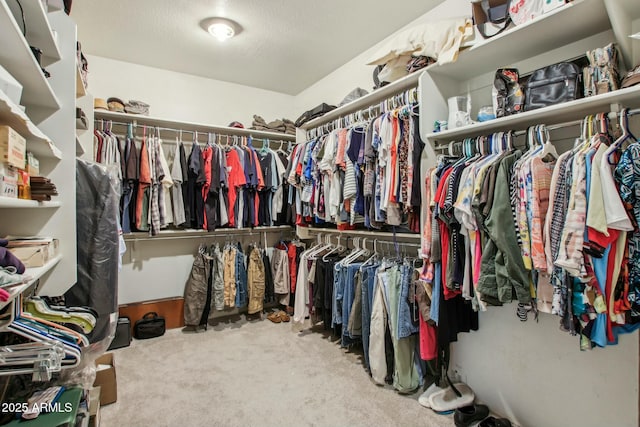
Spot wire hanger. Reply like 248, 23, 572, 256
608, 108, 636, 164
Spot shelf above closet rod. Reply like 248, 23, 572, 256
93, 110, 296, 142
299, 71, 423, 131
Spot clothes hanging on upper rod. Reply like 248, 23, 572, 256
287, 102, 423, 232
93, 124, 295, 236
421, 115, 640, 351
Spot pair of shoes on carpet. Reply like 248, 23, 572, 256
267, 311, 290, 323
418, 382, 474, 413
418, 383, 511, 426
454, 404, 512, 427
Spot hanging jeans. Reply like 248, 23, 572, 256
361, 263, 380, 370
369, 269, 389, 385
398, 263, 419, 339
235, 246, 248, 308
341, 263, 363, 347
247, 248, 266, 314
121, 181, 134, 233
386, 266, 420, 393
332, 264, 345, 328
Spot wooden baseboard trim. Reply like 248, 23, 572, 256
119, 297, 185, 331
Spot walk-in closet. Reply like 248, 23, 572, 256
1, 0, 640, 426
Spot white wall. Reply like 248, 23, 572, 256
86, 55, 297, 127
294, 0, 471, 112
451, 308, 639, 427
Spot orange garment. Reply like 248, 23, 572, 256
225, 149, 246, 228
336, 129, 348, 170
136, 139, 151, 229
202, 146, 213, 230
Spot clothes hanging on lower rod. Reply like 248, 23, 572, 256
184, 242, 272, 329
291, 239, 428, 394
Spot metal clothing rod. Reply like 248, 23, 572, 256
305, 85, 420, 139
123, 227, 295, 242
95, 121, 290, 145
94, 120, 294, 143
433, 106, 640, 150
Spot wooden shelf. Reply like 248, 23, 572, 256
0, 88, 61, 159
0, 0, 60, 123
0, 196, 61, 208
0, 254, 62, 311
299, 71, 423, 130
94, 110, 297, 142
424, 85, 640, 143
13, 0, 62, 67
427, 0, 610, 81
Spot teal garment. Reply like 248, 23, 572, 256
385, 266, 420, 393
478, 151, 532, 304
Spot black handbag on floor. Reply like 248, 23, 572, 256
133, 312, 166, 339
108, 316, 132, 350
524, 62, 582, 111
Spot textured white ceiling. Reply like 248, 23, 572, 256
71, 0, 444, 95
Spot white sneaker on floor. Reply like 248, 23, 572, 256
418, 382, 444, 408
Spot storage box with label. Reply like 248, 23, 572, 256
0, 125, 26, 169
0, 162, 17, 198
94, 353, 117, 406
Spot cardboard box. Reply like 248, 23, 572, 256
89, 386, 101, 427
0, 125, 26, 169
7, 237, 59, 260
26, 152, 39, 176
0, 162, 17, 198
93, 353, 117, 406
9, 245, 49, 267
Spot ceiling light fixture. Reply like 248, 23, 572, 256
201, 17, 241, 42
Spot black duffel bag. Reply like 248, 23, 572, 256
524, 61, 582, 112
133, 312, 166, 339
294, 103, 336, 127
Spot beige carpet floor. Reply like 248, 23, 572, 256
100, 315, 455, 427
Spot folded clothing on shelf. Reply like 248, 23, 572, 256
30, 176, 58, 201
251, 115, 296, 135
125, 100, 150, 115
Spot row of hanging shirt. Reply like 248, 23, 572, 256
291, 236, 429, 393
420, 109, 640, 350
287, 103, 424, 232
93, 124, 295, 236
